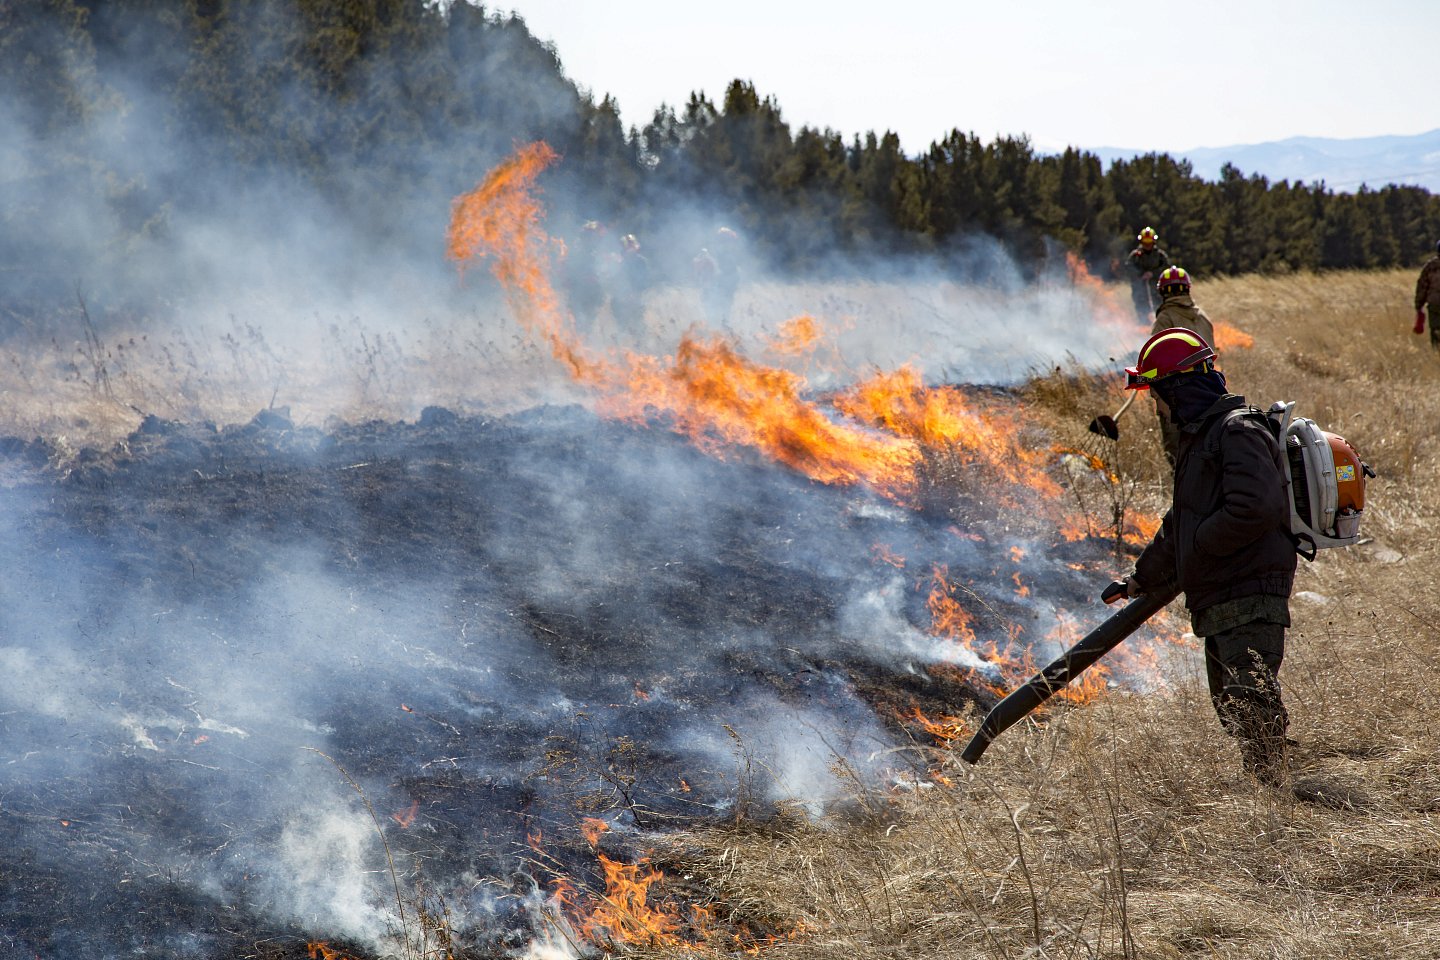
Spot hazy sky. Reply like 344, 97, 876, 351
502, 0, 1437, 156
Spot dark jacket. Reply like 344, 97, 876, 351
1127, 245, 1170, 277
1416, 256, 1440, 309
1134, 394, 1297, 612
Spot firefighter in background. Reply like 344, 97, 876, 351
694, 226, 742, 327
610, 233, 650, 330
1150, 266, 1215, 464
1126, 227, 1171, 321
1118, 327, 1297, 785
692, 245, 720, 320
1413, 239, 1440, 349
561, 220, 607, 334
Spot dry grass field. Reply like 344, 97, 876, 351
2, 268, 1435, 958
626, 268, 1440, 960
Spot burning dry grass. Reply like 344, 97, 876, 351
619, 268, 1440, 960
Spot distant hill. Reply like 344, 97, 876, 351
1090, 129, 1440, 192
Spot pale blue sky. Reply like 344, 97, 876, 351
503, 0, 1437, 155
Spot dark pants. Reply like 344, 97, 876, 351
1131, 281, 1155, 323
1204, 622, 1288, 781
1429, 305, 1440, 350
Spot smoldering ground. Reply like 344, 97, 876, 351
0, 391, 1146, 956
1, 6, 1161, 956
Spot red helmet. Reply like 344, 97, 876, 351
1156, 265, 1191, 295
1125, 327, 1215, 390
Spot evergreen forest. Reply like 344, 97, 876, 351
4, 0, 1438, 308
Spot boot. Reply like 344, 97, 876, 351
1239, 729, 1289, 787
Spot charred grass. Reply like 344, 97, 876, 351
3, 271, 1437, 958
633, 269, 1440, 960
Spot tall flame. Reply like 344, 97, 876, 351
1065, 251, 1146, 332
446, 141, 590, 378
446, 142, 1060, 502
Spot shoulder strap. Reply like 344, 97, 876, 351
1201, 406, 1263, 455
1206, 405, 1314, 561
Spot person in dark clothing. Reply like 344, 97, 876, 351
1413, 239, 1440, 349
1126, 226, 1171, 321
611, 233, 650, 330
1117, 327, 1297, 784
561, 220, 607, 334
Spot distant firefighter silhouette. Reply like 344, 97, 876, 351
611, 232, 651, 330
560, 220, 607, 334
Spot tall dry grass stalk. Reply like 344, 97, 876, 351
632, 268, 1440, 960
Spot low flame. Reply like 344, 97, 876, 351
391, 800, 418, 829
835, 366, 1062, 498
908, 707, 968, 745
529, 818, 803, 953
763, 314, 823, 356
308, 943, 360, 960
872, 543, 906, 569
1213, 320, 1254, 351
591, 335, 918, 493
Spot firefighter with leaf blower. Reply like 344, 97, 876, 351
1117, 328, 1297, 784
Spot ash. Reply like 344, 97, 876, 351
0, 402, 1110, 958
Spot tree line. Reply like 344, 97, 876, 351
3, 0, 1437, 303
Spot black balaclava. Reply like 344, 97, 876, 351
1150, 368, 1229, 426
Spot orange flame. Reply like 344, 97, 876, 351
1213, 320, 1254, 351
593, 335, 918, 492
835, 367, 1064, 500
447, 144, 1080, 505
581, 817, 610, 846
764, 314, 823, 355
391, 800, 418, 829
872, 543, 906, 568
308, 944, 360, 960
538, 816, 802, 952
1066, 251, 1145, 332
445, 141, 591, 378
1123, 510, 1163, 547
1045, 611, 1111, 704
908, 707, 968, 745
926, 565, 978, 648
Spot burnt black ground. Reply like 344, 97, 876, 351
0, 403, 1116, 958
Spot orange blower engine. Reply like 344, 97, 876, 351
1267, 401, 1375, 556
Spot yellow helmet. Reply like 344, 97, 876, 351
1137, 226, 1158, 247
1156, 265, 1191, 295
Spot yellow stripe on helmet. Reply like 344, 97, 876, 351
1134, 330, 1204, 380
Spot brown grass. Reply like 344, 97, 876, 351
5, 271, 1437, 957
628, 268, 1440, 960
